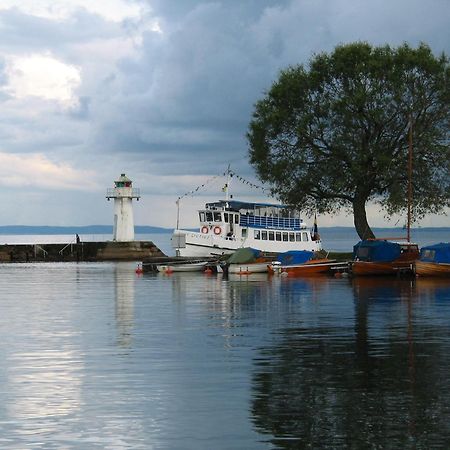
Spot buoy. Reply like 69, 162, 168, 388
135, 264, 143, 274
204, 267, 213, 274
213, 226, 221, 235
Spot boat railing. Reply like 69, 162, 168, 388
240, 215, 301, 230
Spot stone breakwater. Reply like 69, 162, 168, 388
0, 241, 165, 263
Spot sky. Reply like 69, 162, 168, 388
0, 0, 449, 230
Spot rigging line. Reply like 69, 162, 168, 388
229, 169, 270, 193
176, 173, 222, 202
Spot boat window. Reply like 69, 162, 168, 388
261, 231, 268, 240
302, 232, 309, 241
295, 233, 302, 241
254, 230, 260, 240
289, 233, 295, 242
269, 231, 274, 241
199, 212, 205, 222
282, 233, 288, 242
235, 214, 239, 224
242, 229, 247, 238
224, 213, 229, 223
214, 212, 221, 222
276, 232, 282, 241
206, 212, 213, 222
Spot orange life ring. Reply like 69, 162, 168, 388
213, 226, 221, 235
201, 226, 209, 234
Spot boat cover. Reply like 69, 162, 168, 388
419, 243, 450, 263
353, 240, 401, 262
227, 247, 261, 264
277, 250, 314, 265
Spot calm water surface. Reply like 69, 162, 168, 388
0, 262, 449, 449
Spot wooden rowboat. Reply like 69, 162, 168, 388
414, 243, 450, 277
414, 261, 450, 277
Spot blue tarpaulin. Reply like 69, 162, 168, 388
420, 243, 450, 263
277, 250, 314, 265
353, 240, 401, 262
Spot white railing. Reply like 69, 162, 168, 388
106, 188, 141, 199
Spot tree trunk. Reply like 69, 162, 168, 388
353, 197, 375, 240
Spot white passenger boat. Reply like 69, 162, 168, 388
172, 199, 322, 257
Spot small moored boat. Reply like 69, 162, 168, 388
268, 250, 339, 276
221, 247, 273, 275
351, 240, 419, 276
415, 243, 450, 277
157, 261, 209, 273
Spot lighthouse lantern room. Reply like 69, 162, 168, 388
106, 174, 141, 241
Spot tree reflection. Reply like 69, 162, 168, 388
251, 278, 450, 448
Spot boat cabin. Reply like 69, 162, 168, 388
354, 240, 419, 262
197, 200, 315, 242
420, 243, 450, 263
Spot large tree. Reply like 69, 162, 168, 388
248, 42, 450, 239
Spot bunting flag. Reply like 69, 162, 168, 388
228, 170, 269, 193
176, 174, 221, 203
176, 166, 269, 205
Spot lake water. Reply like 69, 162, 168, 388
0, 227, 448, 256
0, 261, 449, 448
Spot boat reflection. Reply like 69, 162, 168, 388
250, 277, 450, 448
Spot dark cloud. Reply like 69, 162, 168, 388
90, 0, 450, 178
0, 0, 448, 226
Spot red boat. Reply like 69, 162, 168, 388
268, 250, 346, 276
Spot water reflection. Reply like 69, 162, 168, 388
251, 277, 450, 448
114, 263, 135, 348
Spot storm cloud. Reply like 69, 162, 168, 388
0, 0, 448, 227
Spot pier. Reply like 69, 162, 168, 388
0, 241, 164, 263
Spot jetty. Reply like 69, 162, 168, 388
0, 241, 164, 263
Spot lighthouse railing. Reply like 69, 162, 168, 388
106, 188, 141, 199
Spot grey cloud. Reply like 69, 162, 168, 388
88, 0, 450, 178
0, 0, 449, 226
0, 7, 123, 51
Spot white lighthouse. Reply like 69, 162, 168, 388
106, 174, 141, 242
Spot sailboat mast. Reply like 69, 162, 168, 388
407, 113, 413, 243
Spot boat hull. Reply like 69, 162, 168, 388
351, 260, 414, 276
270, 259, 344, 276
415, 261, 450, 277
157, 262, 207, 273
172, 229, 322, 257
226, 262, 270, 274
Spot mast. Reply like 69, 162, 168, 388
176, 197, 180, 230
407, 113, 413, 242
224, 164, 231, 202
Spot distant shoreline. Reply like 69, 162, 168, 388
0, 225, 448, 235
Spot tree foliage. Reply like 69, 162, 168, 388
248, 42, 450, 239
